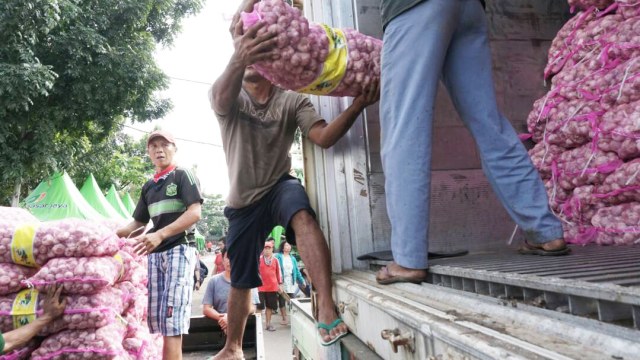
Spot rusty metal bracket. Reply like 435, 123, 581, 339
337, 297, 358, 317
380, 328, 415, 353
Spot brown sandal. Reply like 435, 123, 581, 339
518, 241, 570, 256
375, 265, 427, 285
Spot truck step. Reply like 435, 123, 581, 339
334, 271, 640, 360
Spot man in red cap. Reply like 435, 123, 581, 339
257, 240, 281, 332
117, 129, 203, 360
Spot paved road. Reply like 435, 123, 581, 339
190, 253, 293, 359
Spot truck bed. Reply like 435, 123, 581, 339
367, 245, 640, 325
323, 244, 640, 359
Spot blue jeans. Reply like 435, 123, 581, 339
380, 0, 563, 269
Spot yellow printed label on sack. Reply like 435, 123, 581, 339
11, 289, 39, 329
296, 24, 348, 95
114, 253, 125, 281
11, 223, 38, 268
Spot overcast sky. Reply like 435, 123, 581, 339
125, 0, 242, 196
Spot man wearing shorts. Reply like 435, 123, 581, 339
208, 9, 380, 359
117, 130, 203, 360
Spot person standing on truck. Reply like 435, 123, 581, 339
116, 129, 203, 360
208, 7, 380, 358
375, 0, 570, 285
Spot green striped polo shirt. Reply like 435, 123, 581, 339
133, 167, 203, 253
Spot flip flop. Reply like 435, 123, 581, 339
265, 325, 276, 332
518, 241, 571, 256
317, 318, 348, 346
375, 265, 427, 285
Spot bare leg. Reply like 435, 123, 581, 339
291, 210, 348, 343
265, 307, 273, 329
212, 287, 251, 360
163, 336, 182, 360
280, 305, 288, 324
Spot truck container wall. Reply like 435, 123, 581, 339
302, 0, 571, 271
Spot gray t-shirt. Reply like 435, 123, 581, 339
211, 87, 323, 208
202, 274, 260, 313
202, 273, 231, 313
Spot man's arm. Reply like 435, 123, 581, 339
307, 81, 380, 149
203, 304, 225, 321
2, 286, 66, 353
116, 220, 146, 239
133, 202, 202, 256
210, 17, 279, 116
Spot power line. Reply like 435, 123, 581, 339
122, 124, 224, 148
167, 76, 213, 86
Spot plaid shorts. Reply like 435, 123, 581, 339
147, 244, 197, 336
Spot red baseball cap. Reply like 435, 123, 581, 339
147, 130, 176, 147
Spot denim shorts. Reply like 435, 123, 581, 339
224, 175, 316, 289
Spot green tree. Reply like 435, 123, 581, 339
68, 128, 153, 198
199, 193, 228, 239
0, 0, 203, 206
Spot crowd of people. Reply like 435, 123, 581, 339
200, 235, 308, 334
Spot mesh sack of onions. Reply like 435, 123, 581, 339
596, 100, 640, 159
122, 323, 162, 360
553, 144, 622, 190
240, 0, 381, 97
591, 202, 640, 244
30, 323, 127, 360
117, 281, 147, 322
0, 207, 37, 223
0, 287, 128, 335
593, 158, 640, 203
0, 264, 37, 295
0, 219, 120, 267
24, 256, 124, 295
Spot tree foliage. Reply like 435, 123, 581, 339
199, 193, 228, 240
0, 0, 203, 204
67, 128, 153, 198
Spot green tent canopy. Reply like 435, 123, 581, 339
122, 192, 136, 215
105, 185, 131, 219
270, 225, 286, 250
79, 174, 125, 219
23, 172, 105, 221
194, 228, 205, 252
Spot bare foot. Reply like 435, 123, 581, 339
519, 238, 570, 256
209, 347, 244, 360
541, 239, 567, 251
316, 304, 348, 344
376, 262, 427, 285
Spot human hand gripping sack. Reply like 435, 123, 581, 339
230, 15, 280, 68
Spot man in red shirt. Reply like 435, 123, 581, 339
257, 241, 281, 331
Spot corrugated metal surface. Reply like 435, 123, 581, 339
429, 245, 640, 287
427, 245, 640, 330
